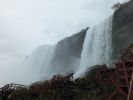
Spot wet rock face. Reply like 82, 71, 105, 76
112, 0, 133, 61
50, 29, 87, 74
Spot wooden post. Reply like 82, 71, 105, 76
127, 69, 133, 100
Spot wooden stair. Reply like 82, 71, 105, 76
109, 46, 133, 100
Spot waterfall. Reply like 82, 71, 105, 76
24, 16, 113, 82
74, 16, 113, 78
24, 45, 55, 82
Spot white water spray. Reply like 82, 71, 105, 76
24, 45, 55, 82
74, 16, 113, 78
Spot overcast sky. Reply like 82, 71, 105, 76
0, 0, 128, 86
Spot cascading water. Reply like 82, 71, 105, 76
74, 16, 113, 78
24, 45, 55, 82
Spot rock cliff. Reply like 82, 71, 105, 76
112, 0, 133, 60
49, 28, 88, 74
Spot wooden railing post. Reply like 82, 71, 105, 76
127, 69, 133, 100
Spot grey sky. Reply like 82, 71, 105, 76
0, 0, 127, 86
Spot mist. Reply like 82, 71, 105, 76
0, 0, 127, 86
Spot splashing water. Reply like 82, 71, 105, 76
74, 16, 113, 78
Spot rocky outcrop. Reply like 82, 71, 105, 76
52, 28, 88, 72
41, 28, 88, 77
112, 0, 133, 61
8, 66, 114, 100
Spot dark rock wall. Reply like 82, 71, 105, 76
50, 29, 88, 74
112, 0, 133, 60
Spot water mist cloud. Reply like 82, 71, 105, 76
0, 0, 127, 86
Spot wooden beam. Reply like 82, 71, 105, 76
127, 69, 133, 100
